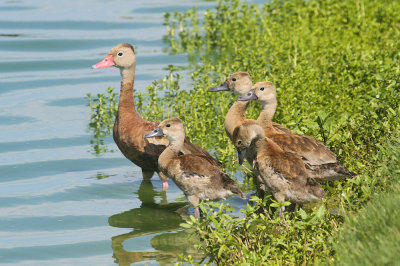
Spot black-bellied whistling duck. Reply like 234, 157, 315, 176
208, 72, 291, 142
143, 118, 246, 218
92, 44, 220, 190
233, 121, 325, 215
237, 81, 355, 181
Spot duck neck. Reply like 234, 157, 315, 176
256, 100, 277, 128
254, 136, 282, 156
158, 140, 183, 169
225, 100, 250, 138
118, 65, 141, 121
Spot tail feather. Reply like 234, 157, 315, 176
306, 162, 356, 182
222, 173, 246, 199
227, 181, 246, 199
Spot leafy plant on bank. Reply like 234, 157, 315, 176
179, 197, 336, 265
161, 0, 400, 264
87, 0, 400, 264
334, 138, 400, 265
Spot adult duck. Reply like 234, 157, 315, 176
144, 118, 246, 218
92, 44, 220, 190
237, 81, 355, 181
233, 121, 325, 215
207, 72, 291, 141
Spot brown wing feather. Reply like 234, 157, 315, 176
271, 122, 292, 134
269, 133, 337, 165
176, 154, 245, 198
183, 137, 221, 166
176, 154, 223, 176
258, 139, 309, 179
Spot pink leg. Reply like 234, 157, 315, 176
162, 181, 169, 191
194, 206, 200, 219
188, 195, 200, 219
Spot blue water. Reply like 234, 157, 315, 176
0, 0, 251, 265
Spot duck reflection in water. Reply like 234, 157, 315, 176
108, 179, 202, 265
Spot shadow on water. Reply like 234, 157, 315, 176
108, 180, 203, 265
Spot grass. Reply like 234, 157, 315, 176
88, 0, 400, 264
334, 138, 400, 265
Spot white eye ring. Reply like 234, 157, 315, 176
117, 51, 123, 57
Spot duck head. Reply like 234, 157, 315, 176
232, 121, 265, 164
237, 81, 276, 105
208, 72, 253, 96
143, 118, 185, 145
92, 43, 136, 71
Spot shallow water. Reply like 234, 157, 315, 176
0, 0, 252, 265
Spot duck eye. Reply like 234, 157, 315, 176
232, 78, 237, 82
117, 51, 123, 57
260, 87, 264, 91
166, 124, 171, 128
238, 140, 242, 145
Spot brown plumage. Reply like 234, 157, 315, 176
92, 44, 220, 190
238, 81, 355, 181
233, 121, 325, 215
208, 72, 291, 142
143, 118, 246, 218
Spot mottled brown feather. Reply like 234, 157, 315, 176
266, 132, 337, 166
171, 154, 245, 199
256, 138, 309, 179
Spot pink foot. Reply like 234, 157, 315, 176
162, 181, 169, 191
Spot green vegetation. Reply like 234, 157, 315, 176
87, 87, 117, 155
88, 0, 400, 264
334, 138, 400, 265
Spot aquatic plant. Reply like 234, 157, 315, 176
87, 87, 118, 155
161, 0, 400, 264
88, 0, 400, 263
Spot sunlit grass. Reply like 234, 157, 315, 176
88, 0, 400, 263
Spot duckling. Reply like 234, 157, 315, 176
143, 118, 246, 218
208, 72, 291, 141
237, 82, 355, 182
233, 121, 325, 215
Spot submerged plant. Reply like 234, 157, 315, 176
87, 87, 118, 155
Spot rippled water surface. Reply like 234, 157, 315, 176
0, 0, 255, 265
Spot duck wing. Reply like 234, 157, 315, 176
271, 122, 292, 134
176, 154, 244, 198
269, 133, 337, 166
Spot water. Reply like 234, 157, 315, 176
0, 0, 251, 265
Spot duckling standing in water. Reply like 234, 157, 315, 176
143, 118, 246, 218
238, 82, 355, 182
233, 121, 325, 215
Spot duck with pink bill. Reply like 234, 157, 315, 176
92, 44, 220, 191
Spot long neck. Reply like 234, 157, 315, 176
225, 101, 250, 138
118, 65, 141, 120
256, 100, 277, 128
158, 141, 183, 169
254, 136, 283, 156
